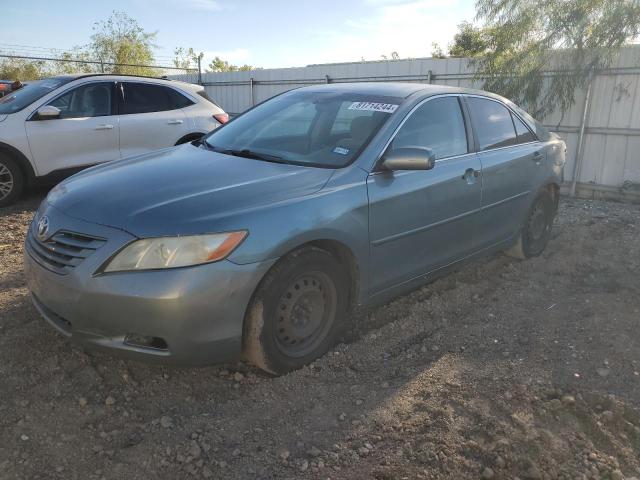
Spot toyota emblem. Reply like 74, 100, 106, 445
37, 215, 50, 240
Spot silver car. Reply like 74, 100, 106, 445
24, 83, 565, 374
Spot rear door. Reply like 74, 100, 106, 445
117, 82, 192, 158
464, 96, 543, 248
25, 81, 119, 175
366, 95, 482, 294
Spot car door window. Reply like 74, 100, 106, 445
467, 97, 518, 150
512, 112, 537, 144
121, 83, 191, 114
390, 96, 468, 159
48, 82, 113, 119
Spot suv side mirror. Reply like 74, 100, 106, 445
35, 105, 61, 120
381, 147, 436, 171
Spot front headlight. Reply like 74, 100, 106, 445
103, 231, 247, 273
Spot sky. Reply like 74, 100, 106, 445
1, 0, 476, 69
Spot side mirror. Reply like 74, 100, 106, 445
381, 147, 436, 171
35, 105, 61, 120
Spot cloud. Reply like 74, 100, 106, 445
305, 0, 475, 64
181, 0, 222, 12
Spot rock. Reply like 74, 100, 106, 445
610, 470, 623, 480
354, 399, 363, 406
188, 442, 201, 459
232, 448, 240, 457
495, 456, 506, 469
338, 413, 347, 421
278, 449, 290, 461
233, 372, 244, 382
308, 446, 322, 457
105, 396, 116, 406
381, 381, 389, 388
160, 416, 173, 429
481, 467, 495, 479
202, 467, 213, 478
523, 465, 542, 480
299, 459, 309, 471
357, 447, 370, 456
20, 434, 29, 441
78, 397, 88, 407
596, 368, 610, 377
561, 395, 576, 406
218, 460, 227, 468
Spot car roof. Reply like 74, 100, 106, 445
53, 73, 201, 89
296, 81, 500, 100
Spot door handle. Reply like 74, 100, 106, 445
94, 124, 114, 130
532, 151, 543, 163
462, 168, 480, 184
167, 119, 183, 125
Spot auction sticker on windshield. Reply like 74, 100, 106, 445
348, 102, 399, 113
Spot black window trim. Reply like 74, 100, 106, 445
373, 93, 475, 172
117, 81, 196, 116
26, 80, 118, 121
462, 94, 540, 153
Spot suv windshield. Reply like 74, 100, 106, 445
204, 90, 402, 168
0, 77, 75, 114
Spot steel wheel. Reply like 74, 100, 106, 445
0, 162, 14, 201
273, 271, 338, 358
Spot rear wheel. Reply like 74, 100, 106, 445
505, 190, 556, 259
243, 247, 348, 375
0, 154, 24, 207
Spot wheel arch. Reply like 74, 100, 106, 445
175, 132, 206, 146
0, 142, 36, 184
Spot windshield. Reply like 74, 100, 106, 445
204, 90, 402, 168
0, 77, 75, 114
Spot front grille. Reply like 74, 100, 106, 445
27, 226, 106, 275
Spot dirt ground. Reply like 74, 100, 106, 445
1, 192, 639, 480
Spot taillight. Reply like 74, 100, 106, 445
213, 113, 229, 124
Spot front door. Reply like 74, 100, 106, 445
367, 96, 482, 295
25, 81, 119, 176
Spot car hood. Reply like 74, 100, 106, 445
48, 144, 334, 237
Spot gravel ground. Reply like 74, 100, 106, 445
1, 192, 639, 480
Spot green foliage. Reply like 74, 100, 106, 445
0, 57, 47, 81
207, 56, 253, 72
474, 0, 640, 118
89, 11, 158, 76
173, 47, 202, 70
431, 43, 446, 59
448, 22, 489, 57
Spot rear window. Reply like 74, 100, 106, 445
196, 89, 223, 110
121, 83, 194, 114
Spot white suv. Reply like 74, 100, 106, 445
0, 74, 228, 206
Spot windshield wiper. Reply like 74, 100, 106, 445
221, 148, 286, 164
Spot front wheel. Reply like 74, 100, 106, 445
505, 191, 556, 259
242, 247, 349, 375
0, 154, 24, 207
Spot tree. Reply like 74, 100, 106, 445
431, 43, 446, 59
207, 56, 253, 72
473, 0, 640, 118
89, 11, 158, 76
173, 47, 202, 70
0, 58, 47, 80
448, 22, 489, 57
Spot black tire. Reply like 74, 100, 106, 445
0, 154, 24, 207
506, 190, 556, 259
243, 246, 349, 375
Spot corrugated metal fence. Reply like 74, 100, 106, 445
174, 47, 640, 201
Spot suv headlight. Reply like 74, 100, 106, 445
103, 231, 247, 272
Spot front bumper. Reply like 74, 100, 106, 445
24, 204, 275, 365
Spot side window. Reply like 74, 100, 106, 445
390, 97, 468, 159
467, 97, 517, 150
512, 113, 536, 144
121, 83, 188, 114
48, 82, 113, 119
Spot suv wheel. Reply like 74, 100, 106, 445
0, 154, 24, 207
243, 246, 349, 375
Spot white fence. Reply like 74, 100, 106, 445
175, 47, 640, 201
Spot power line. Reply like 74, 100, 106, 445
0, 54, 196, 71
